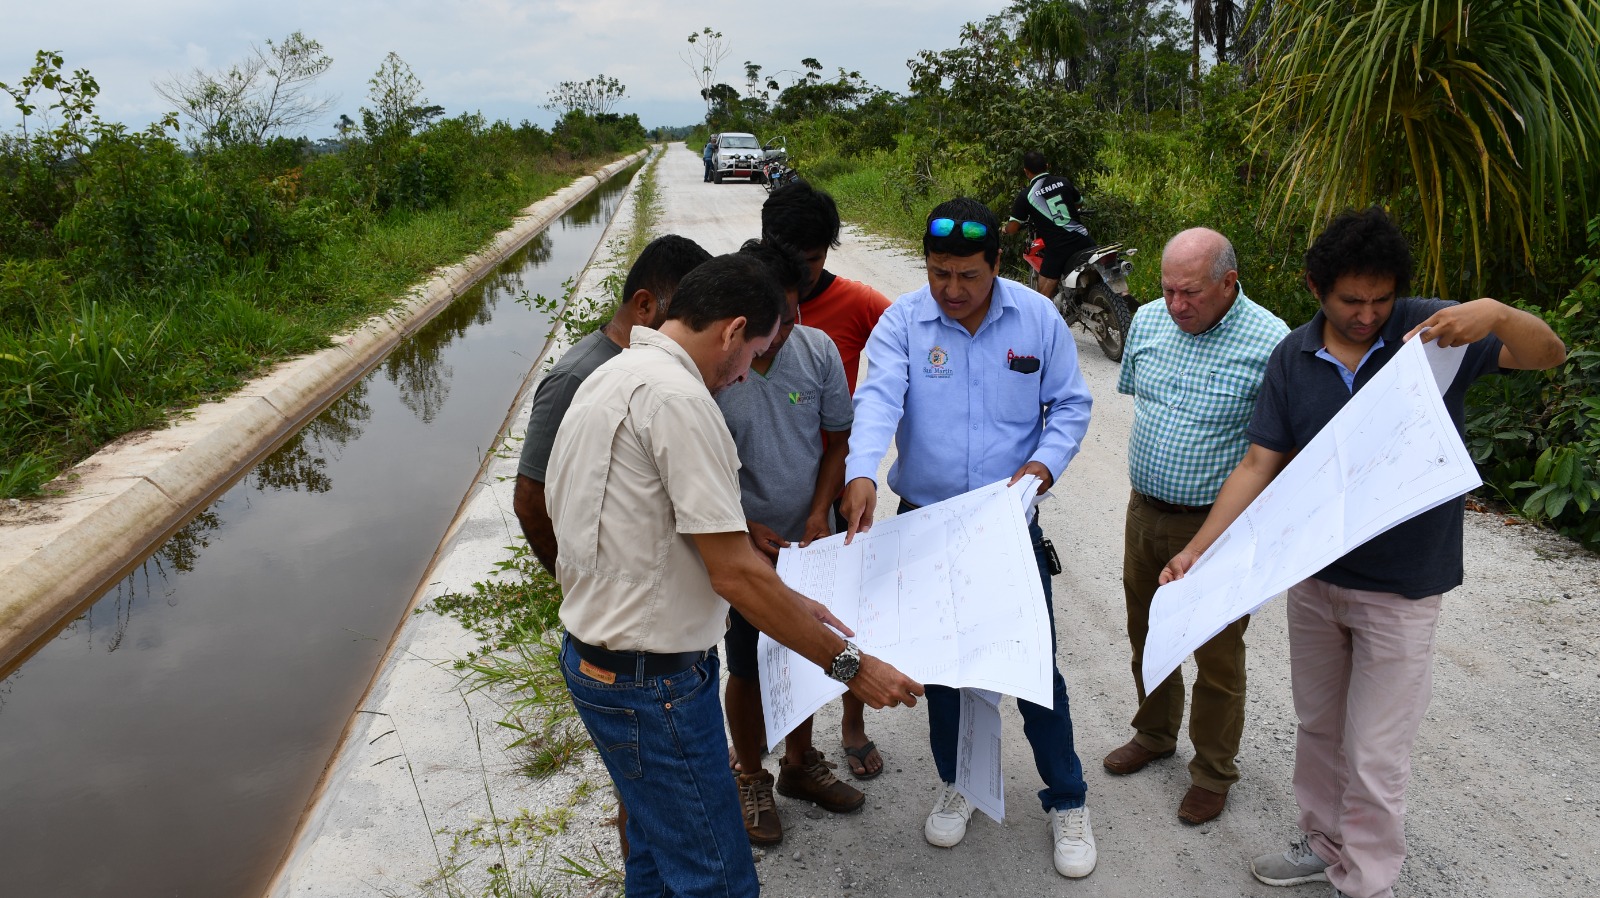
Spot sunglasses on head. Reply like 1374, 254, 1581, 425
928, 218, 989, 240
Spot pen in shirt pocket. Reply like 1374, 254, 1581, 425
1007, 349, 1040, 374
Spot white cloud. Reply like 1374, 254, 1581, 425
2, 0, 1007, 136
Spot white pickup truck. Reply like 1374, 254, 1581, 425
711, 132, 764, 183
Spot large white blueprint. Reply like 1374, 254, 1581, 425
1141, 337, 1479, 688
757, 478, 1053, 750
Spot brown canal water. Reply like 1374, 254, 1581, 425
0, 166, 637, 898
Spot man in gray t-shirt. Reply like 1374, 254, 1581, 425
513, 235, 710, 575
717, 323, 852, 544
716, 292, 862, 845
517, 329, 622, 484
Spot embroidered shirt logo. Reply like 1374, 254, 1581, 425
788, 391, 801, 404
923, 345, 953, 379
928, 347, 948, 367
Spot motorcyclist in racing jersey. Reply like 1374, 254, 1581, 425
1002, 151, 1095, 299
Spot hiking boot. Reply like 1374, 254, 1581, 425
736, 770, 783, 845
924, 782, 973, 847
1049, 805, 1097, 878
1251, 834, 1331, 886
776, 749, 865, 813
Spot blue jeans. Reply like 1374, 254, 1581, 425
560, 636, 758, 898
919, 509, 1088, 811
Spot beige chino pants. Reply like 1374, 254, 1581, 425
1288, 578, 1442, 898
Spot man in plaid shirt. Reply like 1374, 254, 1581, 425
1104, 228, 1289, 824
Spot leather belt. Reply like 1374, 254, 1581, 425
1136, 491, 1213, 515
569, 635, 714, 678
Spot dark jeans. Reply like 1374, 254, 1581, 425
560, 636, 758, 897
907, 501, 1089, 811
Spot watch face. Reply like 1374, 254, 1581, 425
831, 645, 861, 681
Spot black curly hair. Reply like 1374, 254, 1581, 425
738, 237, 814, 297
1304, 207, 1414, 298
760, 180, 842, 252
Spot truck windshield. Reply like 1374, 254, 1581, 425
720, 135, 760, 149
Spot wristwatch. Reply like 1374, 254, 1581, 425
827, 641, 862, 682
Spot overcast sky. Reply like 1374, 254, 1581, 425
4, 1, 1010, 138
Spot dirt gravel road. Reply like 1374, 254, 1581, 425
652, 143, 1600, 898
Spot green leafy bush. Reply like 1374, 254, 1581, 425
1467, 216, 1600, 546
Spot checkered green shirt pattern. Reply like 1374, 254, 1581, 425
1117, 288, 1289, 506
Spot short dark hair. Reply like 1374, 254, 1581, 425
622, 234, 712, 305
1304, 207, 1414, 298
760, 180, 841, 251
738, 237, 813, 297
665, 253, 786, 336
1022, 151, 1048, 174
923, 196, 1001, 265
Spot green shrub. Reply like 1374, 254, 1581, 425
0, 136, 74, 259
1467, 215, 1600, 546
0, 257, 69, 328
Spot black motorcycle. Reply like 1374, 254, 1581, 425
1023, 226, 1140, 362
760, 138, 799, 192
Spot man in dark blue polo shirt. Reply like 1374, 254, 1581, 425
1161, 208, 1565, 898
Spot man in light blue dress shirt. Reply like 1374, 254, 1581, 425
839, 196, 1097, 878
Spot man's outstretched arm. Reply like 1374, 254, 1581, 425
693, 531, 924, 709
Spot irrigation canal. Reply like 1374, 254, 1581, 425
0, 164, 638, 898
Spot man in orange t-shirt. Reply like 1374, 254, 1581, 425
762, 181, 891, 393
760, 180, 892, 778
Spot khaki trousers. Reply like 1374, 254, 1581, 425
1122, 490, 1249, 792
1289, 578, 1441, 898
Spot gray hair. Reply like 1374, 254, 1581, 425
1163, 228, 1239, 283
1211, 240, 1238, 281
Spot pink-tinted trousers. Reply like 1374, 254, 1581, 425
1288, 578, 1442, 898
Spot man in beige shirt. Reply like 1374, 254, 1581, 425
546, 252, 923, 898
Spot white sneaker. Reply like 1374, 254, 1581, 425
1049, 806, 1097, 878
924, 782, 973, 847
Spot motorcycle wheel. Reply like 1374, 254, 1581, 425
1083, 283, 1134, 362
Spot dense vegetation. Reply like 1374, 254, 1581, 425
0, 44, 647, 497
688, 0, 1600, 547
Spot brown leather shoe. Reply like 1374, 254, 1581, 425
776, 748, 865, 813
736, 770, 783, 845
1177, 784, 1227, 824
1102, 738, 1176, 775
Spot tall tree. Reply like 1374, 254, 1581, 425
362, 52, 429, 140
1186, 0, 1240, 73
681, 27, 730, 119
155, 31, 333, 146
544, 76, 626, 116
1251, 0, 1600, 295
1016, 0, 1089, 86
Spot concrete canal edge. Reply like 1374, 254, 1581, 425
0, 148, 650, 678
263, 144, 658, 898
